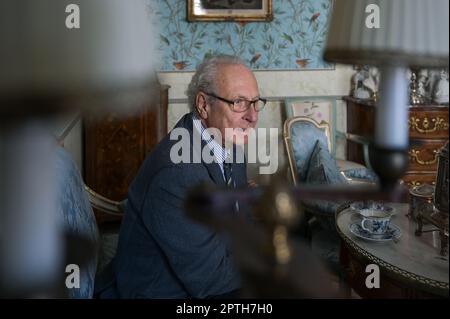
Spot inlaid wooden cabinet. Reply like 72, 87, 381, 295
84, 83, 169, 224
345, 96, 449, 188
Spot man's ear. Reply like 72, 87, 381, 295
195, 92, 209, 120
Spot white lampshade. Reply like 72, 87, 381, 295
323, 0, 449, 183
324, 0, 449, 67
0, 0, 159, 113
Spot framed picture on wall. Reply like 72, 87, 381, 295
187, 0, 273, 22
284, 96, 338, 154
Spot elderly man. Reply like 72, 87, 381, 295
111, 55, 266, 298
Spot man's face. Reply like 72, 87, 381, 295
201, 64, 260, 146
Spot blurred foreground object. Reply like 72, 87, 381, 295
186, 177, 408, 298
185, 0, 449, 297
186, 178, 342, 298
323, 0, 449, 187
0, 0, 158, 297
0, 0, 158, 116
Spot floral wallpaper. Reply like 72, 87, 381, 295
148, 0, 334, 71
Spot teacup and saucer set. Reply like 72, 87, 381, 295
349, 202, 401, 242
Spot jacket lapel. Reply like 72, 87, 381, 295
232, 162, 247, 188
204, 161, 226, 186
183, 112, 226, 187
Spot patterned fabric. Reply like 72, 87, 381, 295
306, 141, 347, 185
299, 141, 344, 275
223, 162, 240, 213
150, 0, 334, 71
114, 113, 244, 298
303, 141, 347, 231
223, 163, 233, 188
192, 113, 230, 178
342, 167, 379, 183
55, 146, 99, 299
290, 120, 329, 182
288, 124, 376, 279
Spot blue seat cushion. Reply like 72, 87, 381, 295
302, 141, 343, 274
342, 167, 379, 183
302, 141, 347, 229
306, 140, 346, 185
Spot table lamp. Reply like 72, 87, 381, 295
323, 0, 449, 187
0, 0, 158, 297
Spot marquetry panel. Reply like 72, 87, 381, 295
408, 140, 447, 171
345, 97, 448, 189
84, 84, 169, 224
401, 172, 437, 188
409, 108, 449, 139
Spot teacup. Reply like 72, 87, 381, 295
360, 210, 392, 235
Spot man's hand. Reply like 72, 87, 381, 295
248, 179, 258, 188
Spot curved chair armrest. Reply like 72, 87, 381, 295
344, 133, 372, 170
84, 185, 124, 216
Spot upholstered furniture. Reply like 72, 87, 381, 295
283, 116, 376, 186
345, 96, 449, 188
283, 116, 377, 279
55, 145, 123, 298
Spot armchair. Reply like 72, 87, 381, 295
283, 116, 375, 186
283, 116, 377, 281
55, 145, 124, 298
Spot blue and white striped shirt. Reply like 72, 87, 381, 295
192, 113, 230, 179
192, 113, 239, 212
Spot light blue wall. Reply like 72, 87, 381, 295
149, 0, 333, 71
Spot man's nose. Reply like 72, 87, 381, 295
244, 103, 258, 123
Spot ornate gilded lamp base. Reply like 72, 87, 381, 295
415, 208, 449, 256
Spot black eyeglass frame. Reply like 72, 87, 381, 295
203, 92, 267, 113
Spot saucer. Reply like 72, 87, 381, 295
349, 223, 401, 242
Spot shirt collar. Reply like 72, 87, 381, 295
192, 113, 230, 164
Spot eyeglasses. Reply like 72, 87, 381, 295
204, 92, 267, 113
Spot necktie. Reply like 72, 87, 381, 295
223, 162, 239, 213
223, 163, 234, 188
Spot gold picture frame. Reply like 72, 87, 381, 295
187, 0, 273, 22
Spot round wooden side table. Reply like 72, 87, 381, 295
336, 203, 449, 298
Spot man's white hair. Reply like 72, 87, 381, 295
186, 54, 248, 110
